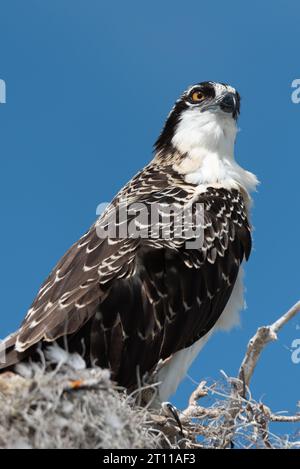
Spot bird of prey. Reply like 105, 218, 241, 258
1, 81, 258, 403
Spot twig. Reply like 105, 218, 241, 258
181, 300, 300, 448
181, 381, 220, 422
270, 414, 300, 423
239, 300, 300, 388
188, 380, 209, 406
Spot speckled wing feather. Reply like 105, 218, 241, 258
1, 162, 251, 389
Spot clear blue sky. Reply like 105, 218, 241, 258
0, 0, 299, 435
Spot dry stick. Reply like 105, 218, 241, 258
206, 300, 300, 448
269, 414, 300, 423
239, 300, 300, 388
181, 381, 219, 422
222, 300, 300, 448
158, 301, 300, 448
257, 403, 300, 423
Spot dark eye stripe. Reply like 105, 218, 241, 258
198, 83, 215, 98
188, 83, 215, 102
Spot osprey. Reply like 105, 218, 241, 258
1, 82, 258, 403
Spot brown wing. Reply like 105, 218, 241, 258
1, 164, 251, 389
89, 187, 251, 387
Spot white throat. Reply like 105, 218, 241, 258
172, 109, 258, 194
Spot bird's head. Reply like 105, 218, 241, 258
155, 82, 241, 158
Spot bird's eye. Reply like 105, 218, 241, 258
191, 91, 204, 103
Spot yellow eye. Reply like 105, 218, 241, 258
191, 91, 204, 102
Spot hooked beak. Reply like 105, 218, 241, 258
201, 92, 240, 119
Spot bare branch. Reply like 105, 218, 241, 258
238, 300, 300, 388
188, 380, 208, 407
271, 300, 300, 333
270, 414, 300, 423
173, 301, 300, 449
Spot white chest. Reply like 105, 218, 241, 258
171, 109, 258, 194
